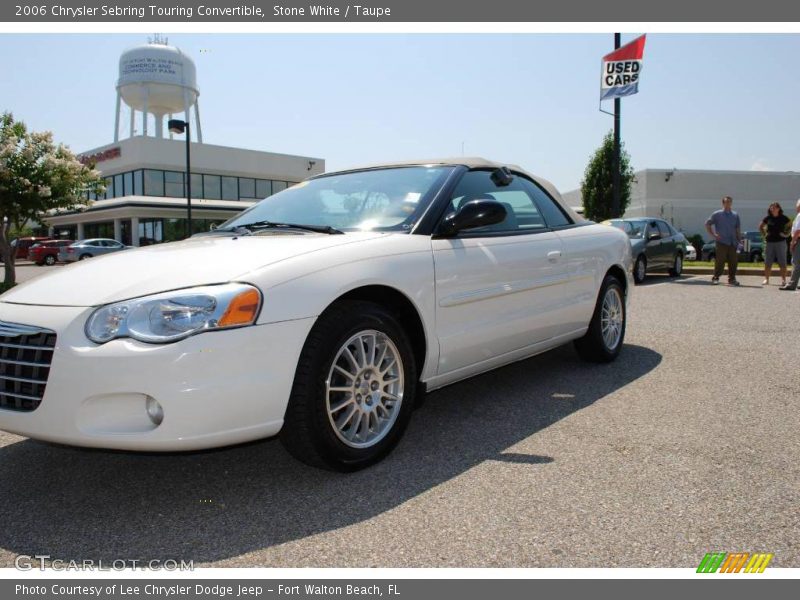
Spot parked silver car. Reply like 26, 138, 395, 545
59, 238, 131, 262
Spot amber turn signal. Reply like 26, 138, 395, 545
218, 288, 261, 327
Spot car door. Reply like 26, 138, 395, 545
657, 221, 676, 263
644, 220, 667, 267
431, 170, 570, 378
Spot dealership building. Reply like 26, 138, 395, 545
43, 38, 324, 246
563, 168, 800, 238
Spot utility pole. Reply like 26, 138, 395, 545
612, 32, 621, 219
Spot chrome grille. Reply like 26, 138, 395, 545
0, 320, 56, 412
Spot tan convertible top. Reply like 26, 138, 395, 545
318, 157, 585, 223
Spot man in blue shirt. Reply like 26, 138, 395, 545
705, 195, 742, 286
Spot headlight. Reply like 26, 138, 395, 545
85, 283, 262, 344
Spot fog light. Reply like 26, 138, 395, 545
146, 397, 164, 426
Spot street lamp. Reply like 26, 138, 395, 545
168, 119, 192, 238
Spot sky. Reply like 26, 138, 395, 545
1, 33, 799, 192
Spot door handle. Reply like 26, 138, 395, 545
547, 250, 562, 262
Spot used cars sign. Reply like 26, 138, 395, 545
600, 34, 647, 101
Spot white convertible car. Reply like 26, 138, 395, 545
0, 159, 632, 470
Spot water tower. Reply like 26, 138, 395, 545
114, 36, 203, 143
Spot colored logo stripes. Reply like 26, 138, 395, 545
697, 552, 773, 573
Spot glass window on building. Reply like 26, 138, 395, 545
104, 177, 114, 199
139, 218, 164, 245
123, 172, 133, 198
165, 171, 185, 198
272, 181, 288, 194
133, 170, 143, 195
85, 222, 115, 239
164, 218, 187, 242
239, 177, 256, 200
120, 219, 132, 246
114, 174, 124, 198
190, 173, 203, 199
144, 170, 164, 196
221, 176, 238, 200
256, 179, 271, 198
204, 174, 221, 199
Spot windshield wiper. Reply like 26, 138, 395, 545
217, 221, 343, 235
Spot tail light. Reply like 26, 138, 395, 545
67, 248, 74, 253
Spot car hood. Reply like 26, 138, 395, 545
1, 232, 384, 307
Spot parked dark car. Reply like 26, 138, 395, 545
28, 239, 74, 266
602, 218, 688, 283
702, 231, 763, 262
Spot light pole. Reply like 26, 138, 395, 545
168, 119, 192, 238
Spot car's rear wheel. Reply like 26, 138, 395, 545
44, 255, 56, 266
669, 253, 683, 277
633, 255, 647, 284
78, 253, 91, 260
574, 274, 626, 363
280, 300, 417, 471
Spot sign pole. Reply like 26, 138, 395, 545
612, 32, 621, 219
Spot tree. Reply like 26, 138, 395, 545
579, 130, 635, 222
0, 112, 104, 285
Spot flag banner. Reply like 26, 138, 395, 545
600, 34, 647, 101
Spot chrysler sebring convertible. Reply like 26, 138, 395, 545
0, 159, 632, 471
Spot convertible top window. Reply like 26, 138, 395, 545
221, 166, 454, 233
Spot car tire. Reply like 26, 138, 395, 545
633, 255, 647, 284
44, 255, 56, 266
669, 253, 683, 277
751, 252, 762, 263
280, 300, 417, 471
574, 274, 626, 363
78, 253, 92, 260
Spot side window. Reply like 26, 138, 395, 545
447, 170, 547, 234
657, 221, 671, 237
647, 222, 661, 239
519, 179, 572, 228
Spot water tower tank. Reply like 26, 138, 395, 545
113, 40, 202, 142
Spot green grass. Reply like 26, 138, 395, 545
686, 261, 775, 269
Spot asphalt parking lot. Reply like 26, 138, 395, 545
0, 266, 797, 568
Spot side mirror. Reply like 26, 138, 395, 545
438, 199, 507, 236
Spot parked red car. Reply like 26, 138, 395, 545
4, 236, 51, 261
28, 239, 74, 266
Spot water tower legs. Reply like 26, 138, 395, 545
114, 91, 121, 143
130, 108, 135, 138
194, 99, 203, 143
155, 114, 163, 139
142, 86, 149, 136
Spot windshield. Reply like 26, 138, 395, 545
220, 166, 453, 233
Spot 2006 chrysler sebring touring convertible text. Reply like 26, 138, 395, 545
0, 159, 632, 470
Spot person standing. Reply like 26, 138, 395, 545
779, 199, 800, 291
705, 195, 742, 286
760, 202, 790, 286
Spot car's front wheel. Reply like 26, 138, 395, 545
280, 300, 417, 471
633, 255, 647, 284
44, 255, 56, 266
669, 253, 683, 277
574, 274, 626, 363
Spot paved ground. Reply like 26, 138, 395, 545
0, 268, 798, 567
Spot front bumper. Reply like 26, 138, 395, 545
0, 302, 314, 451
